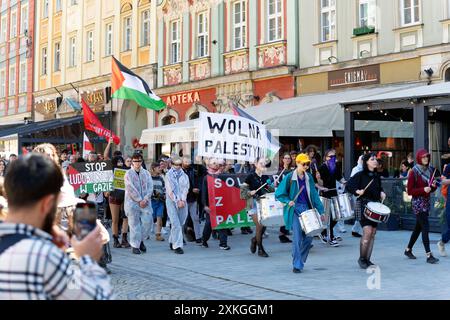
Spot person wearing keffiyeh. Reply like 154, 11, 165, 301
165, 158, 190, 254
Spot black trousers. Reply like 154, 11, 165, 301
202, 212, 228, 246
407, 211, 431, 253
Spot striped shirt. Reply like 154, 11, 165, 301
0, 222, 114, 300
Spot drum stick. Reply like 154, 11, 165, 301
274, 168, 286, 185
254, 182, 268, 193
429, 168, 437, 187
356, 179, 374, 199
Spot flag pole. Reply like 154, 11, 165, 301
109, 88, 113, 159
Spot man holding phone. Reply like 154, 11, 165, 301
0, 154, 113, 299
124, 153, 153, 254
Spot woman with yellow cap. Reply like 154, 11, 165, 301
275, 153, 325, 273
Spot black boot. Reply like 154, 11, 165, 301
121, 233, 131, 248
257, 243, 269, 257
113, 235, 121, 248
250, 237, 257, 254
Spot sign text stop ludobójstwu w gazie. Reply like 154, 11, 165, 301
67, 161, 114, 196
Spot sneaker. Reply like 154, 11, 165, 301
352, 232, 362, 238
358, 257, 369, 269
201, 241, 209, 248
279, 235, 292, 243
318, 234, 328, 244
328, 240, 340, 247
174, 247, 184, 254
241, 228, 249, 235
195, 239, 203, 245
333, 236, 343, 242
427, 254, 439, 264
132, 247, 141, 255
437, 241, 447, 257
404, 249, 416, 259
219, 245, 231, 250
292, 268, 302, 273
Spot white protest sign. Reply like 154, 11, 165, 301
198, 112, 268, 162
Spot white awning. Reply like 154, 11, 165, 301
341, 81, 450, 105
0, 133, 18, 141
244, 83, 417, 137
140, 119, 198, 144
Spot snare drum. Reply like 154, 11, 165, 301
331, 194, 355, 221
257, 193, 284, 227
364, 202, 391, 223
299, 209, 325, 237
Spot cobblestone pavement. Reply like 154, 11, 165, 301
109, 225, 450, 300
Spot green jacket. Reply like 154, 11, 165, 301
275, 170, 324, 231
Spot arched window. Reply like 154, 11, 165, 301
445, 68, 450, 82
162, 115, 176, 126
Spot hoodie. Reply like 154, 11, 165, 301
407, 149, 437, 198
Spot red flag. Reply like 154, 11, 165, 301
82, 99, 120, 144
82, 132, 95, 159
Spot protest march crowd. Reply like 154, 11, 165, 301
0, 135, 449, 300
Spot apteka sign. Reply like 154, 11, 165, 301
198, 112, 267, 162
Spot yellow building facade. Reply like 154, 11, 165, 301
33, 0, 158, 158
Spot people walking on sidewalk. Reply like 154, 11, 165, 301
275, 153, 325, 273
201, 158, 230, 250
350, 155, 364, 238
110, 156, 130, 249
124, 153, 153, 255
182, 157, 202, 244
244, 157, 274, 257
346, 152, 386, 269
275, 153, 293, 244
437, 152, 450, 257
404, 149, 440, 264
0, 154, 113, 299
150, 162, 166, 242
165, 158, 190, 254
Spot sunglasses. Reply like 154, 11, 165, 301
132, 160, 142, 163
299, 162, 310, 166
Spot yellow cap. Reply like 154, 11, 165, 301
295, 153, 311, 164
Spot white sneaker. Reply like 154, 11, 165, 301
328, 240, 340, 247
437, 240, 447, 257
318, 234, 328, 244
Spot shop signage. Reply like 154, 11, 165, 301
328, 64, 380, 89
165, 91, 201, 106
81, 89, 105, 107
35, 99, 57, 115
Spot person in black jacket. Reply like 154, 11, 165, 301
182, 157, 202, 244
318, 149, 346, 246
346, 152, 386, 269
244, 157, 274, 257
201, 158, 230, 250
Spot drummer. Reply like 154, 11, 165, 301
346, 152, 386, 269
244, 157, 274, 257
275, 154, 325, 273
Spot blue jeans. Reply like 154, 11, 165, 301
442, 193, 450, 244
151, 200, 164, 219
292, 203, 313, 270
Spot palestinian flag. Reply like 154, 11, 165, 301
207, 174, 255, 230
111, 56, 166, 111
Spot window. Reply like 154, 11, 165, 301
71, 0, 78, 5
401, 0, 420, 26
69, 37, 76, 67
41, 47, 47, 75
123, 17, 132, 51
320, 0, 336, 42
359, 0, 376, 27
10, 10, 17, 38
170, 20, 181, 63
233, 0, 246, 49
197, 12, 208, 57
43, 0, 49, 18
268, 0, 282, 42
86, 31, 94, 61
9, 66, 15, 96
21, 6, 28, 34
54, 42, 60, 71
0, 70, 5, 98
141, 10, 150, 46
55, 0, 62, 12
19, 62, 26, 93
105, 23, 113, 56
1, 17, 6, 42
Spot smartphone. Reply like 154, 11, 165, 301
73, 202, 97, 240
